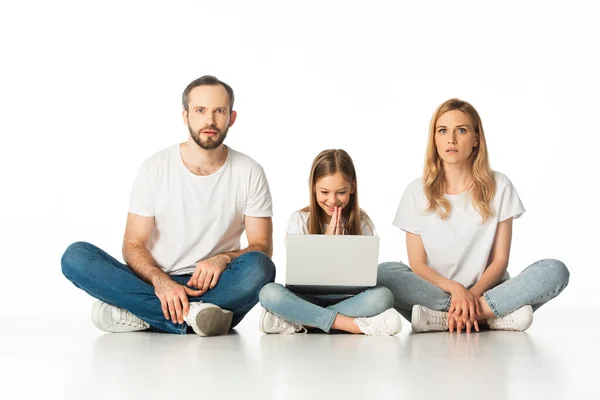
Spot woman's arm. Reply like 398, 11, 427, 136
407, 231, 480, 332
406, 232, 459, 293
469, 218, 513, 299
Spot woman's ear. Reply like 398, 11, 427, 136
351, 181, 356, 194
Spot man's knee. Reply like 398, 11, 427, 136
61, 241, 94, 280
235, 251, 276, 285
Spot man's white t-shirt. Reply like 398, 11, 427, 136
128, 145, 272, 275
286, 210, 376, 237
393, 171, 525, 287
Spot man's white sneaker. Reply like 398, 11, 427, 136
184, 302, 233, 337
259, 308, 306, 334
354, 308, 402, 336
487, 305, 533, 331
411, 305, 448, 333
91, 301, 150, 333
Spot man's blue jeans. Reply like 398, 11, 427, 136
61, 241, 276, 334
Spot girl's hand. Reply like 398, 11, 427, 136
448, 282, 481, 333
325, 206, 343, 235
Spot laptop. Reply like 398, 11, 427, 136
285, 234, 380, 295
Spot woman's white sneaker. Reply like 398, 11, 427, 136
487, 305, 533, 331
354, 308, 402, 336
411, 305, 448, 333
91, 301, 150, 333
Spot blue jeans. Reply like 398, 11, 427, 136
61, 241, 276, 334
377, 259, 569, 321
258, 282, 394, 332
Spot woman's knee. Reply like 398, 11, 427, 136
543, 259, 570, 289
377, 261, 409, 285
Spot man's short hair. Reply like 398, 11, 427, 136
182, 75, 235, 113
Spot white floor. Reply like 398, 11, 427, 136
1, 306, 597, 400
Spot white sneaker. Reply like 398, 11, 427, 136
354, 308, 402, 336
487, 305, 533, 331
92, 301, 150, 333
184, 302, 233, 337
259, 308, 306, 334
411, 305, 448, 333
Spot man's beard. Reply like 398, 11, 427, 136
189, 125, 229, 150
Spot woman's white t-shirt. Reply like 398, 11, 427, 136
393, 171, 525, 287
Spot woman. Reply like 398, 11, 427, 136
378, 99, 569, 333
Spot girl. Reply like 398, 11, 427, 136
259, 149, 402, 335
378, 99, 569, 333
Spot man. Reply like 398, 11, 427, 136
62, 76, 275, 336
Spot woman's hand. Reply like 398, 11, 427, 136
325, 206, 343, 235
448, 282, 481, 333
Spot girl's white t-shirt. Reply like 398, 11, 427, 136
393, 171, 525, 287
286, 210, 376, 237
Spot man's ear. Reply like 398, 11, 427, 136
229, 110, 237, 127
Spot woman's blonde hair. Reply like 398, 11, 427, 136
424, 98, 495, 221
301, 149, 363, 235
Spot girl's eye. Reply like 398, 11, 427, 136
338, 192, 347, 195
458, 128, 466, 133
438, 129, 446, 134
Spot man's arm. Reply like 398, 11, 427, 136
122, 213, 169, 285
222, 215, 273, 261
123, 213, 202, 323
188, 216, 273, 291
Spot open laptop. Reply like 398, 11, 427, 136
285, 234, 380, 295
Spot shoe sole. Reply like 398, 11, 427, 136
521, 306, 534, 331
411, 305, 425, 333
258, 308, 269, 334
91, 301, 107, 332
193, 307, 233, 337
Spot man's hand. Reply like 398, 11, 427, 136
153, 275, 203, 324
448, 282, 481, 334
187, 254, 230, 293
325, 206, 343, 235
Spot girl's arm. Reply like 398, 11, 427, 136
406, 232, 460, 293
469, 218, 513, 298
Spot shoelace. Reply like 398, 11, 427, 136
426, 310, 448, 328
274, 317, 306, 335
489, 313, 514, 327
117, 308, 146, 328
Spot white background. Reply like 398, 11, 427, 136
1, 0, 598, 317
